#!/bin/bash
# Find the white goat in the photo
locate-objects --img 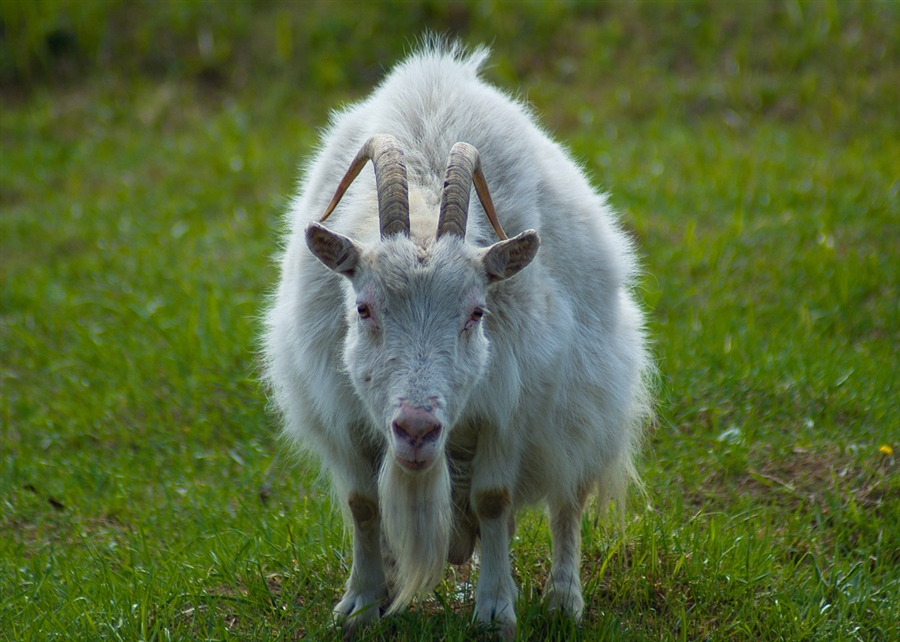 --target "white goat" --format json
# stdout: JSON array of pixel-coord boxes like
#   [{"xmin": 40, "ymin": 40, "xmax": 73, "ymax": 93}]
[{"xmin": 263, "ymin": 43, "xmax": 652, "ymax": 639}]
